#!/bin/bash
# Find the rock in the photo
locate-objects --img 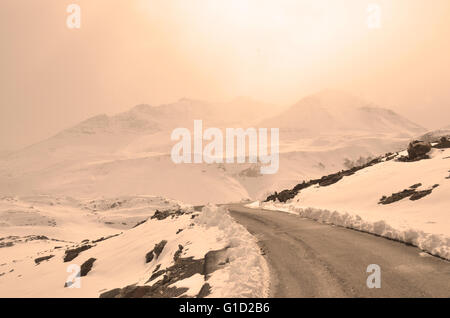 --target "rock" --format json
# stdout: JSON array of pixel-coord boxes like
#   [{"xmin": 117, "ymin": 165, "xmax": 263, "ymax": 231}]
[
  {"xmin": 34, "ymin": 255, "xmax": 55, "ymax": 265},
  {"xmin": 102, "ymin": 247, "xmax": 230, "ymax": 298},
  {"xmin": 145, "ymin": 251, "xmax": 154, "ymax": 263},
  {"xmin": 276, "ymin": 189, "xmax": 298, "ymax": 202},
  {"xmin": 380, "ymin": 184, "xmax": 438, "ymax": 204},
  {"xmin": 197, "ymin": 283, "xmax": 211, "ymax": 298},
  {"xmin": 319, "ymin": 173, "xmax": 343, "ymax": 187},
  {"xmin": 379, "ymin": 189, "xmax": 416, "ymax": 205},
  {"xmin": 0, "ymin": 242, "xmax": 14, "ymax": 248},
  {"xmin": 153, "ymin": 240, "xmax": 167, "ymax": 258},
  {"xmin": 148, "ymin": 269, "xmax": 166, "ymax": 282},
  {"xmin": 145, "ymin": 240, "xmax": 168, "ymax": 263},
  {"xmin": 151, "ymin": 209, "xmax": 187, "ymax": 220},
  {"xmin": 173, "ymin": 245, "xmax": 184, "ymax": 262},
  {"xmin": 92, "ymin": 233, "xmax": 120, "ymax": 243},
  {"xmin": 410, "ymin": 190, "xmax": 432, "ymax": 201},
  {"xmin": 99, "ymin": 288, "xmax": 121, "ymax": 298},
  {"xmin": 64, "ymin": 245, "xmax": 93, "ymax": 262},
  {"xmin": 434, "ymin": 136, "xmax": 450, "ymax": 149},
  {"xmin": 80, "ymin": 258, "xmax": 96, "ymax": 276},
  {"xmin": 132, "ymin": 219, "xmax": 147, "ymax": 228},
  {"xmin": 266, "ymin": 156, "xmax": 383, "ymax": 202},
  {"xmin": 100, "ymin": 284, "xmax": 188, "ymax": 298},
  {"xmin": 407, "ymin": 140, "xmax": 431, "ymax": 160}
]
